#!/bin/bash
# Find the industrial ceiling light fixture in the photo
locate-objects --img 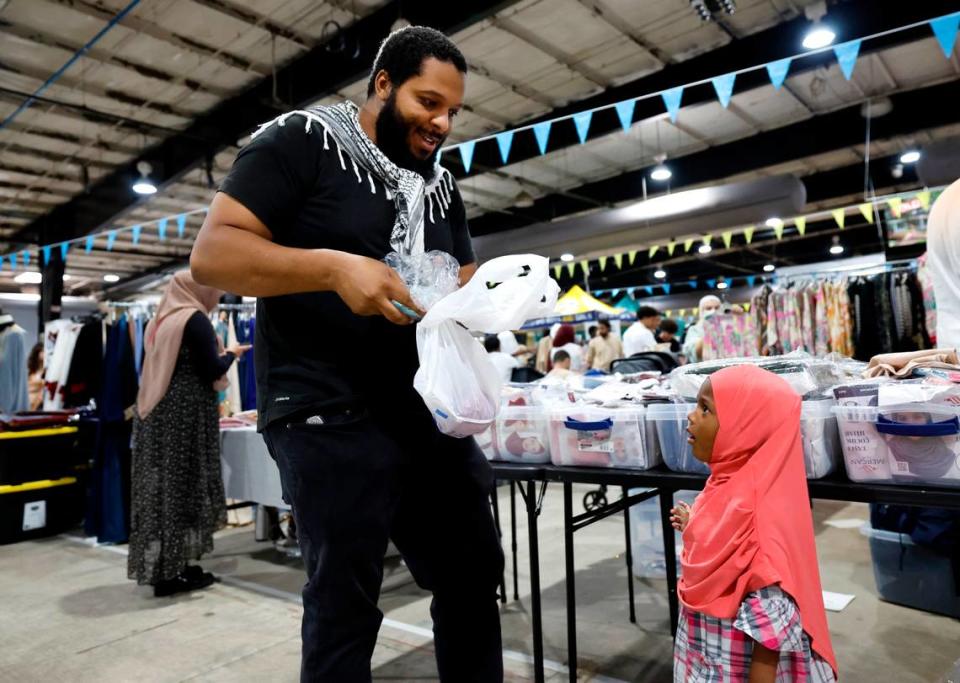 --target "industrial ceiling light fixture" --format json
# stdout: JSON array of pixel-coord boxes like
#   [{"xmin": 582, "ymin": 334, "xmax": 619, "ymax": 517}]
[
  {"xmin": 829, "ymin": 236, "xmax": 844, "ymax": 255},
  {"xmin": 132, "ymin": 161, "xmax": 157, "ymax": 195},
  {"xmin": 650, "ymin": 154, "xmax": 672, "ymax": 182},
  {"xmin": 899, "ymin": 150, "xmax": 921, "ymax": 164},
  {"xmin": 560, "ymin": 253, "xmax": 575, "ymax": 262},
  {"xmin": 765, "ymin": 217, "xmax": 783, "ymax": 228},
  {"xmin": 698, "ymin": 244, "xmax": 712, "ymax": 254},
  {"xmin": 689, "ymin": 0, "xmax": 736, "ymax": 22},
  {"xmin": 802, "ymin": 1, "xmax": 835, "ymax": 50},
  {"xmin": 763, "ymin": 264, "xmax": 776, "ymax": 272},
  {"xmin": 654, "ymin": 269, "xmax": 667, "ymax": 279},
  {"xmin": 716, "ymin": 279, "xmax": 729, "ymax": 290},
  {"xmin": 103, "ymin": 274, "xmax": 121, "ymax": 283}
]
